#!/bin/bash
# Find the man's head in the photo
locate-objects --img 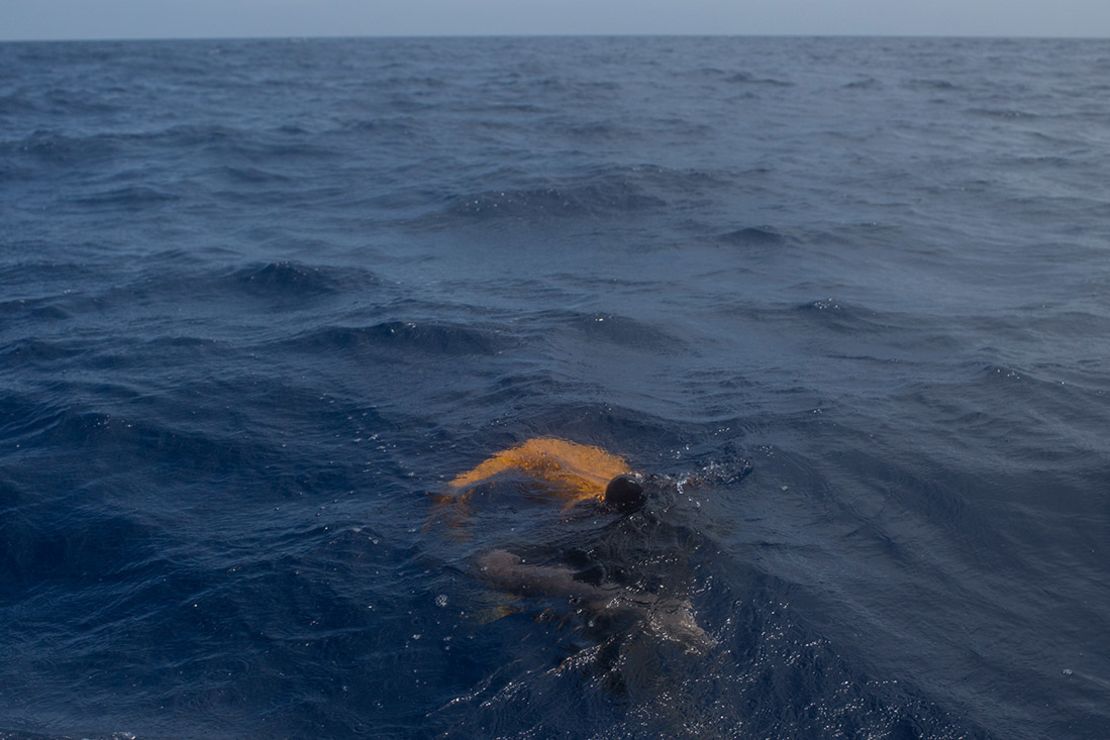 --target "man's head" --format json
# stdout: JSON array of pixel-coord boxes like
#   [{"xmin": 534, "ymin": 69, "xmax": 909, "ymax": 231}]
[{"xmin": 604, "ymin": 474, "xmax": 646, "ymax": 512}]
